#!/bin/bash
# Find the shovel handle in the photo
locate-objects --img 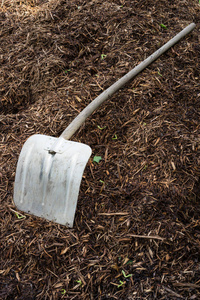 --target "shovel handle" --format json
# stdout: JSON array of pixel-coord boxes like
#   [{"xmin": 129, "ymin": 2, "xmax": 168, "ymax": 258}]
[{"xmin": 61, "ymin": 23, "xmax": 196, "ymax": 140}]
